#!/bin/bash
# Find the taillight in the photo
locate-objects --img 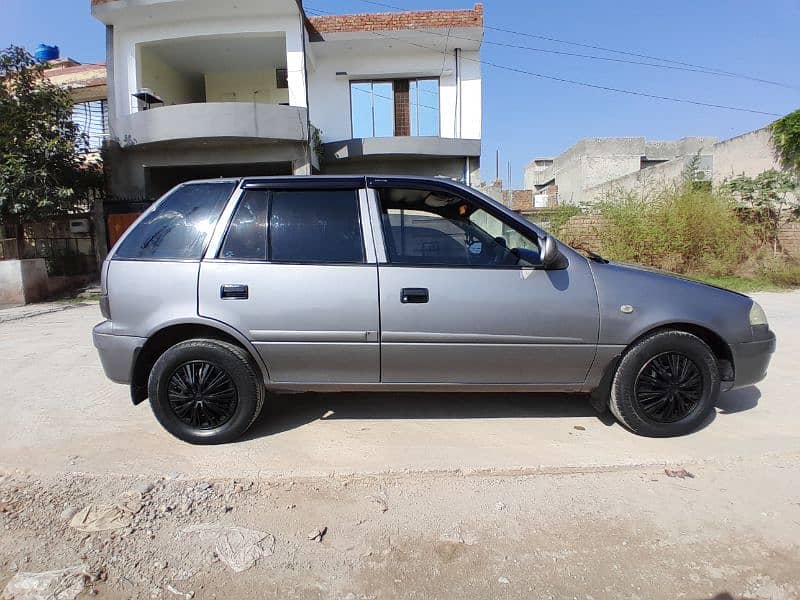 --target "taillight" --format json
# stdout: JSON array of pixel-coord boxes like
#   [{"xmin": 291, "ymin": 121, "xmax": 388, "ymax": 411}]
[{"xmin": 100, "ymin": 294, "xmax": 111, "ymax": 320}]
